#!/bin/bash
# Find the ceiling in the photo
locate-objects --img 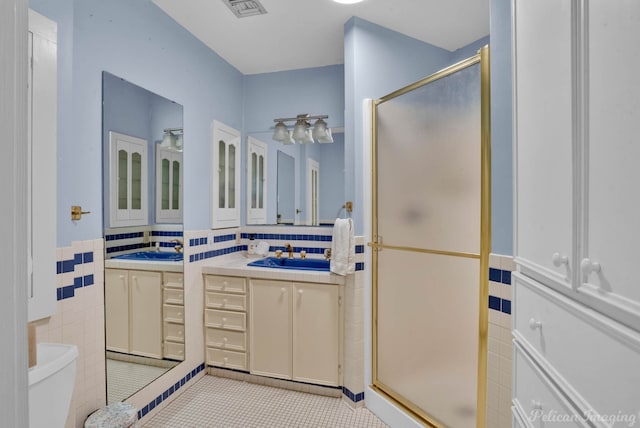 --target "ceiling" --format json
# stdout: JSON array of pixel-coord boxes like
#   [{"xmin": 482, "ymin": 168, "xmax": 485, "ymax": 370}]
[{"xmin": 152, "ymin": 0, "xmax": 490, "ymax": 75}]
